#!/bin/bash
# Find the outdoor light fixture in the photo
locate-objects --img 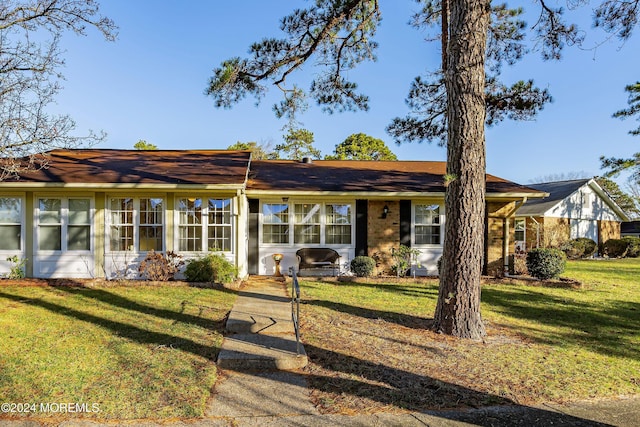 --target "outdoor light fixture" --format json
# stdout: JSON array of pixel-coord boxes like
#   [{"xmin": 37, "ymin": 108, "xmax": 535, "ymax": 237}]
[
  {"xmin": 282, "ymin": 197, "xmax": 289, "ymax": 202},
  {"xmin": 382, "ymin": 204, "xmax": 389, "ymax": 219}
]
